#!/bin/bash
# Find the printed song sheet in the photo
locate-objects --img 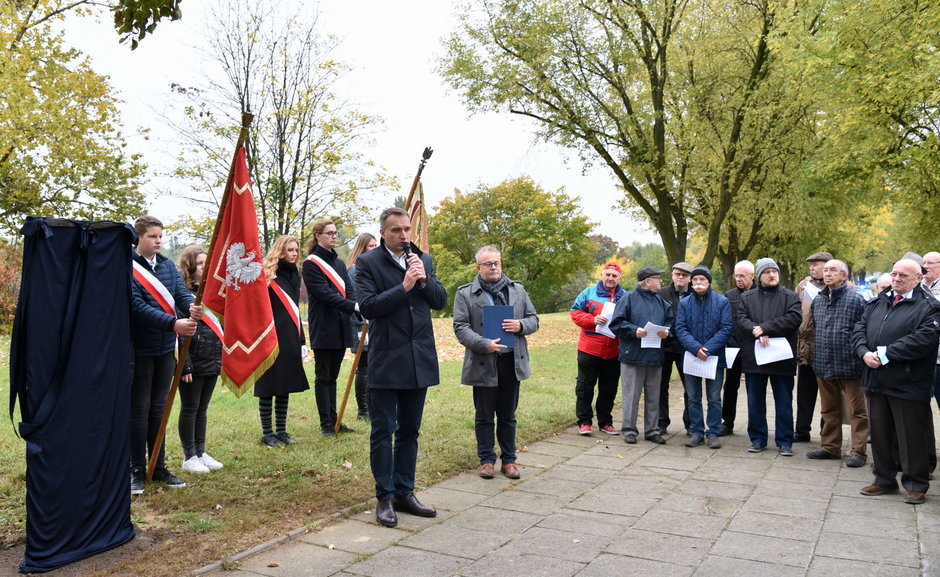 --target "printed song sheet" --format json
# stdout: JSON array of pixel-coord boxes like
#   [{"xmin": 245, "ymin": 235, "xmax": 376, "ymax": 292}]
[{"xmin": 754, "ymin": 337, "xmax": 794, "ymax": 365}]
